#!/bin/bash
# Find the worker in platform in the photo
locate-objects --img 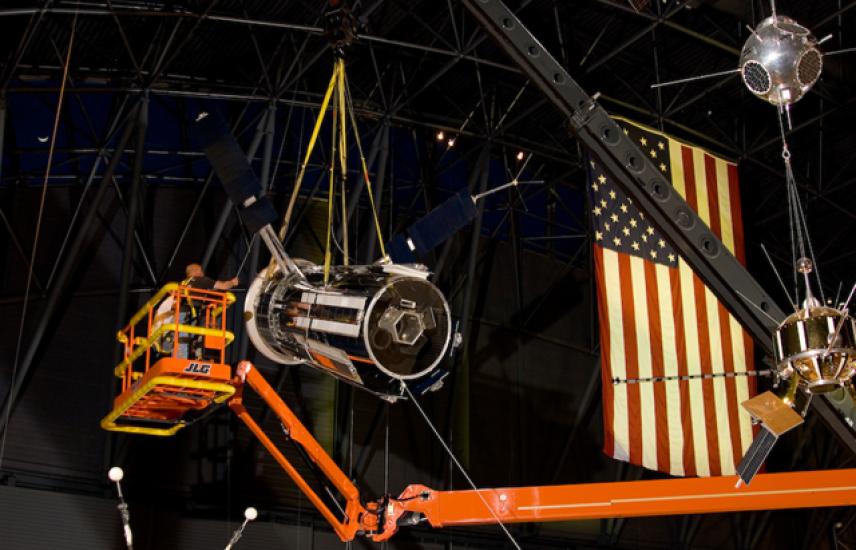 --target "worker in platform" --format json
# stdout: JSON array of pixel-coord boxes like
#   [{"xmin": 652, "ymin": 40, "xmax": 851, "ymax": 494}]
[
  {"xmin": 154, "ymin": 263, "xmax": 239, "ymax": 359},
  {"xmin": 183, "ymin": 262, "xmax": 239, "ymax": 290},
  {"xmin": 175, "ymin": 263, "xmax": 239, "ymax": 359}
]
